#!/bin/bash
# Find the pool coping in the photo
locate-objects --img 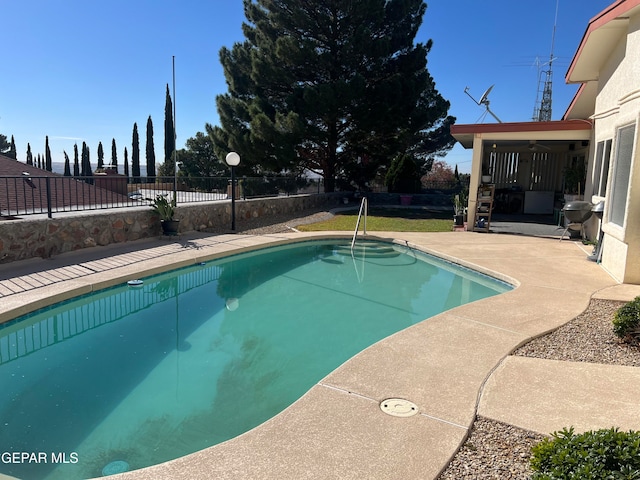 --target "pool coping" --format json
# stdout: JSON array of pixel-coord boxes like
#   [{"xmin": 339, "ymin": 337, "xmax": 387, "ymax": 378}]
[{"xmin": 1, "ymin": 230, "xmax": 636, "ymax": 480}]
